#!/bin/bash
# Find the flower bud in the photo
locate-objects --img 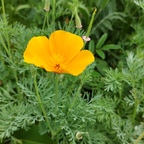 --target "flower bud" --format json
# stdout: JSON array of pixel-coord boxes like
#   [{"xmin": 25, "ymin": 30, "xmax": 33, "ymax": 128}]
[
  {"xmin": 44, "ymin": 0, "xmax": 50, "ymax": 11},
  {"xmin": 76, "ymin": 132, "xmax": 83, "ymax": 140},
  {"xmin": 75, "ymin": 8, "xmax": 82, "ymax": 28},
  {"xmin": 84, "ymin": 7, "xmax": 97, "ymax": 40}
]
